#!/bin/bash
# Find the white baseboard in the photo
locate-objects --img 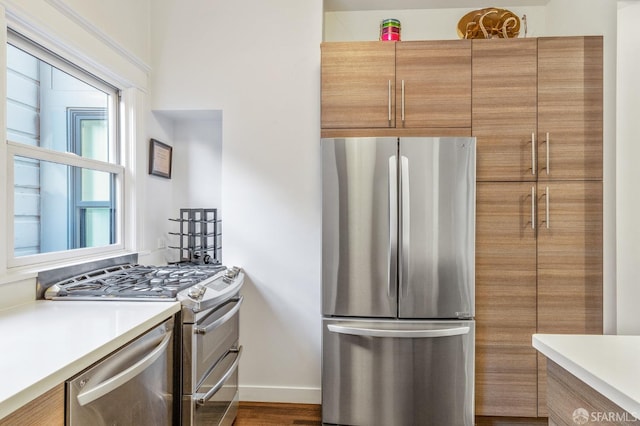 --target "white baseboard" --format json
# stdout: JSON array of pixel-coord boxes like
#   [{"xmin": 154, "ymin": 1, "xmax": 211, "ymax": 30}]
[{"xmin": 239, "ymin": 385, "xmax": 321, "ymax": 405}]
